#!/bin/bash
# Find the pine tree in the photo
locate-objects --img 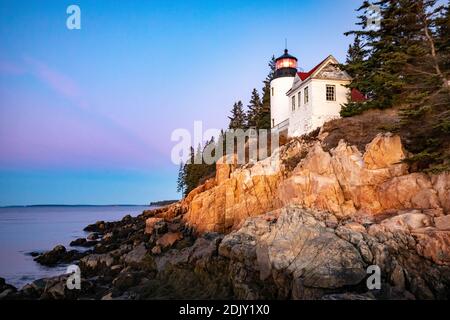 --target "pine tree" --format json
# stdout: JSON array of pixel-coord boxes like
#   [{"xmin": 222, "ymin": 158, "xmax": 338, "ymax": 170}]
[
  {"xmin": 345, "ymin": 35, "xmax": 366, "ymax": 78},
  {"xmin": 340, "ymin": 34, "xmax": 369, "ymax": 117},
  {"xmin": 200, "ymin": 137, "xmax": 217, "ymax": 180},
  {"xmin": 176, "ymin": 162, "xmax": 185, "ymax": 195},
  {"xmin": 260, "ymin": 56, "xmax": 276, "ymax": 130},
  {"xmin": 436, "ymin": 1, "xmax": 450, "ymax": 79},
  {"xmin": 177, "ymin": 138, "xmax": 220, "ymax": 197},
  {"xmin": 182, "ymin": 147, "xmax": 196, "ymax": 196},
  {"xmin": 343, "ymin": 0, "xmax": 450, "ymax": 171},
  {"xmin": 194, "ymin": 143, "xmax": 202, "ymax": 164},
  {"xmin": 246, "ymin": 88, "xmax": 263, "ymax": 128},
  {"xmin": 228, "ymin": 101, "xmax": 246, "ymax": 129},
  {"xmin": 343, "ymin": 0, "xmax": 448, "ymax": 116}
]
